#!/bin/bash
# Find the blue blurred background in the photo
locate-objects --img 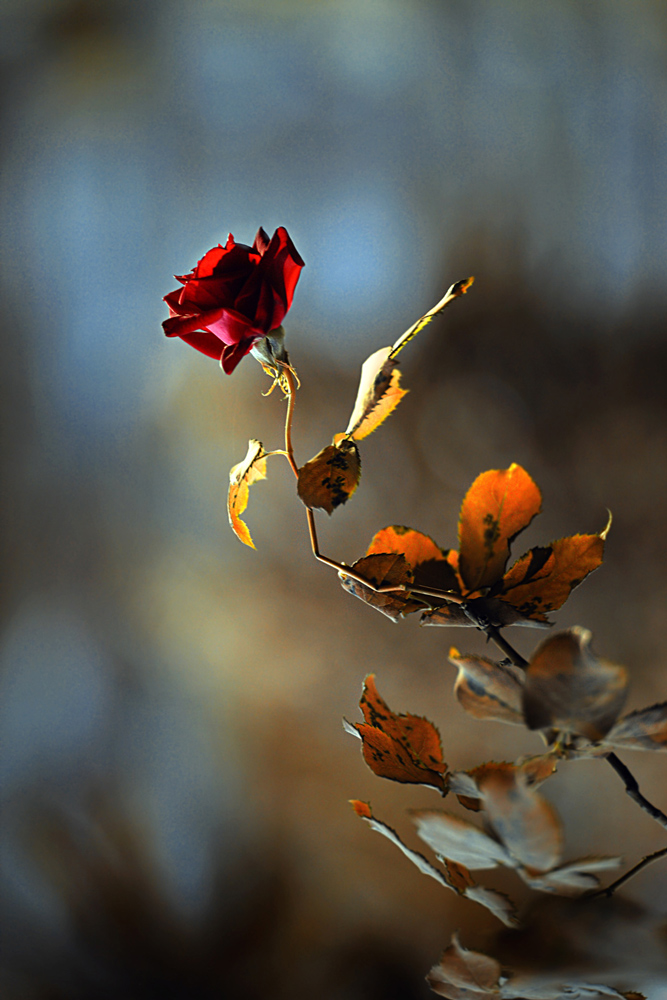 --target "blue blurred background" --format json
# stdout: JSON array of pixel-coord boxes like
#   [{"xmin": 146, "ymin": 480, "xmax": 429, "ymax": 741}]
[{"xmin": 2, "ymin": 1, "xmax": 667, "ymax": 996}]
